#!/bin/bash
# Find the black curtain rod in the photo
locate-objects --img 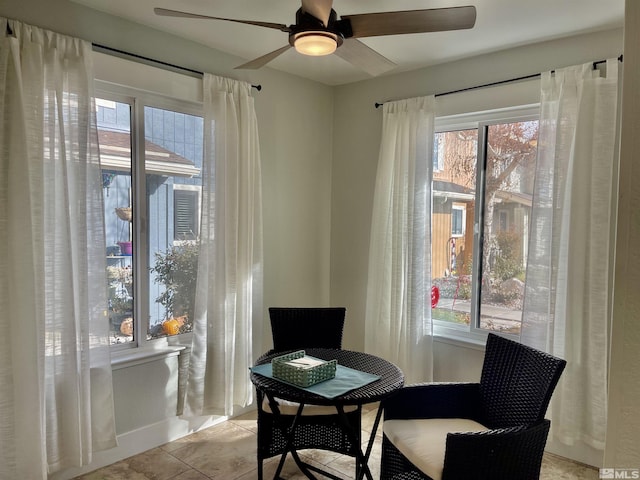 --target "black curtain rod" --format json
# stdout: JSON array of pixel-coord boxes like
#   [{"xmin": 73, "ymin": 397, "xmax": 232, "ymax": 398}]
[
  {"xmin": 374, "ymin": 54, "xmax": 623, "ymax": 109},
  {"xmin": 92, "ymin": 43, "xmax": 262, "ymax": 91}
]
